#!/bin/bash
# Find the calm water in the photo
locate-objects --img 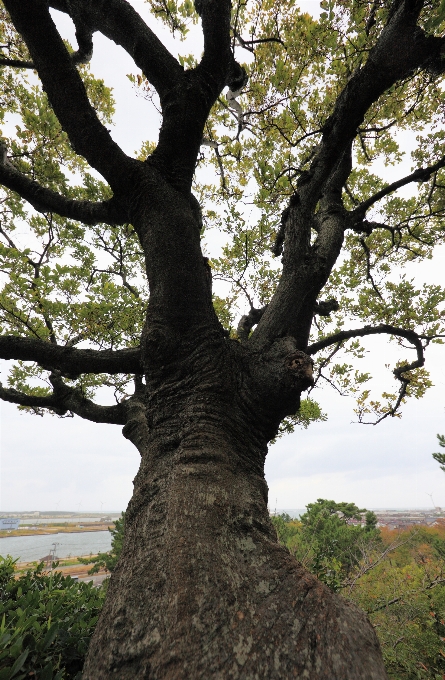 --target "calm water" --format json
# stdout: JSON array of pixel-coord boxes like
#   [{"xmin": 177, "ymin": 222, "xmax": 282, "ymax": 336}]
[
  {"xmin": 18, "ymin": 517, "xmax": 120, "ymax": 525},
  {"xmin": 0, "ymin": 531, "xmax": 112, "ymax": 562}
]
